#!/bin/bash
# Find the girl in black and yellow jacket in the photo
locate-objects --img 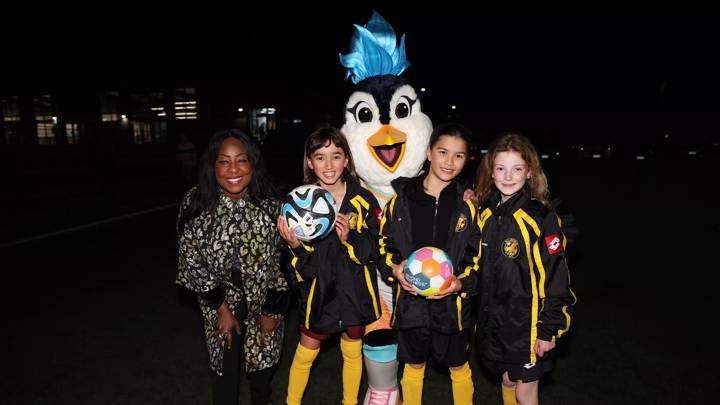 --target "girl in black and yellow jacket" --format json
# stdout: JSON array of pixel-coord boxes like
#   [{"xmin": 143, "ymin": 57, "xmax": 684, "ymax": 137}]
[
  {"xmin": 377, "ymin": 123, "xmax": 482, "ymax": 405},
  {"xmin": 278, "ymin": 127, "xmax": 381, "ymax": 405},
  {"xmin": 287, "ymin": 174, "xmax": 381, "ymax": 334},
  {"xmin": 473, "ymin": 132, "xmax": 576, "ymax": 405}
]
